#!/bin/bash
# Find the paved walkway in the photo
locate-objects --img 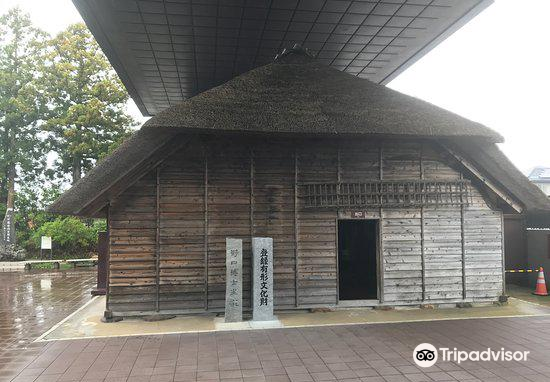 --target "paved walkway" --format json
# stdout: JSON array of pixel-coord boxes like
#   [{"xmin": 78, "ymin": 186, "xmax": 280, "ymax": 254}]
[
  {"xmin": 506, "ymin": 284, "xmax": 550, "ymax": 307},
  {"xmin": 0, "ymin": 269, "xmax": 96, "ymax": 377},
  {"xmin": 37, "ymin": 294, "xmax": 550, "ymax": 342},
  {"xmin": 3, "ymin": 275, "xmax": 550, "ymax": 382},
  {"xmin": 5, "ymin": 315, "xmax": 550, "ymax": 382}
]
